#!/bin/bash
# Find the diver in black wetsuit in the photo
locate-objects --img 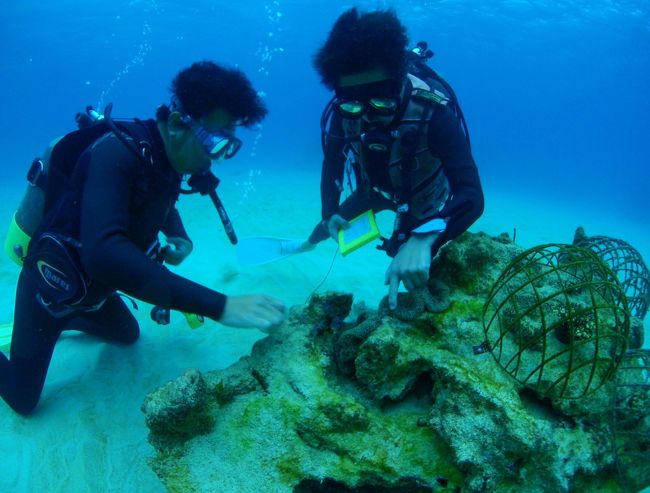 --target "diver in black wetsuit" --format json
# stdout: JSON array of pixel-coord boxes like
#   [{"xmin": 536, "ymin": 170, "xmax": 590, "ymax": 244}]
[
  {"xmin": 0, "ymin": 61, "xmax": 285, "ymax": 416},
  {"xmin": 302, "ymin": 9, "xmax": 484, "ymax": 309}
]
